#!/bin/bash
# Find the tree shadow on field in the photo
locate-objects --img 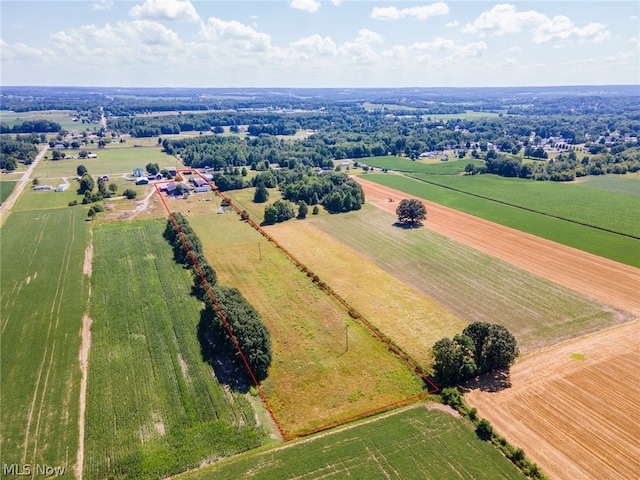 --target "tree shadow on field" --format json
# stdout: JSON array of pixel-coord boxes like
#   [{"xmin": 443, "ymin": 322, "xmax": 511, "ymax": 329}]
[
  {"xmin": 392, "ymin": 221, "xmax": 423, "ymax": 229},
  {"xmin": 197, "ymin": 310, "xmax": 252, "ymax": 394},
  {"xmin": 460, "ymin": 369, "xmax": 512, "ymax": 393}
]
